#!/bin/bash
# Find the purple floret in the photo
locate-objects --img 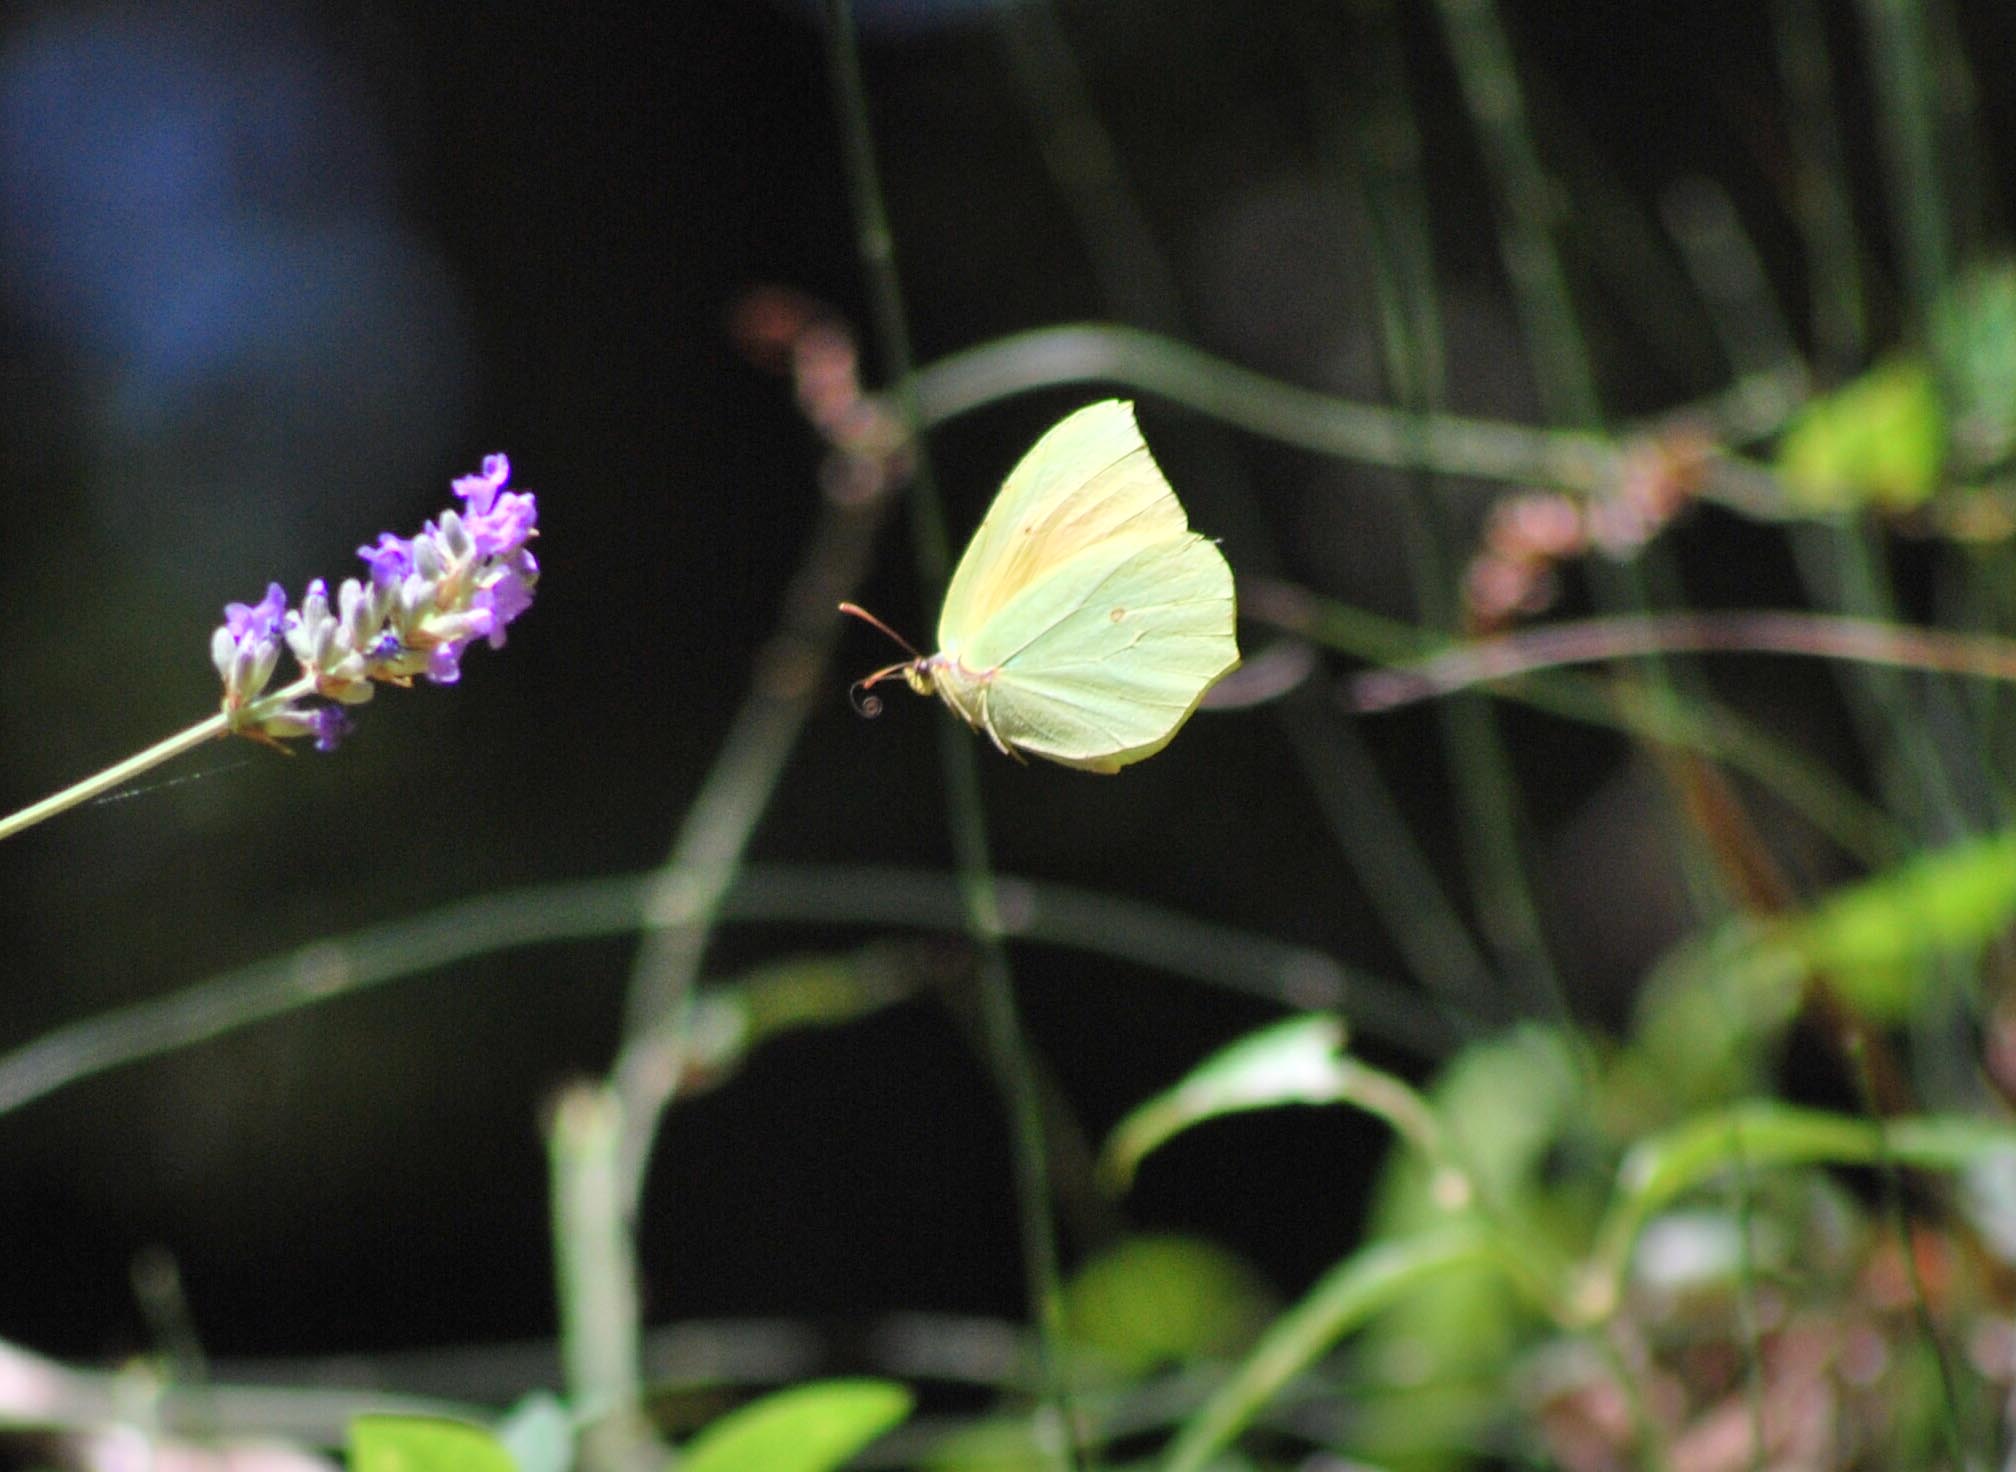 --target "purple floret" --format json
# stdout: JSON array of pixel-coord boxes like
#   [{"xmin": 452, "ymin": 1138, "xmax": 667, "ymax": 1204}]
[
  {"xmin": 451, "ymin": 454, "xmax": 512, "ymax": 517},
  {"xmin": 357, "ymin": 533, "xmax": 413, "ymax": 586},
  {"xmin": 309, "ymin": 705, "xmax": 352, "ymax": 752},
  {"xmin": 465, "ymin": 492, "xmax": 537, "ymax": 558},
  {"xmin": 223, "ymin": 582, "xmax": 288, "ymax": 645},
  {"xmin": 426, "ymin": 645, "xmax": 464, "ymax": 685},
  {"xmin": 475, "ymin": 564, "xmax": 537, "ymax": 646}
]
